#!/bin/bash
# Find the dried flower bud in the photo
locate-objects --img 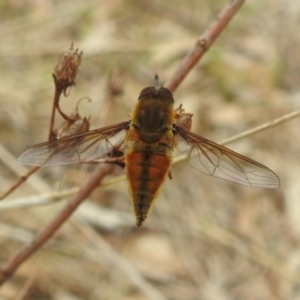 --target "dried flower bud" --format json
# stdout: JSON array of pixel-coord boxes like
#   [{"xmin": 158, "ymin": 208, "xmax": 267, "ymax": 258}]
[{"xmin": 54, "ymin": 43, "xmax": 82, "ymax": 96}]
